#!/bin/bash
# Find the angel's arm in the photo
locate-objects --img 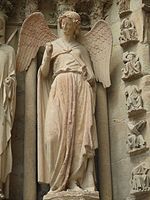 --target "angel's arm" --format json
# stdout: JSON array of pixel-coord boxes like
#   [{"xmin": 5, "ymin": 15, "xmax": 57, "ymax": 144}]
[
  {"xmin": 80, "ymin": 46, "xmax": 95, "ymax": 81},
  {"xmin": 40, "ymin": 42, "xmax": 53, "ymax": 77}
]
